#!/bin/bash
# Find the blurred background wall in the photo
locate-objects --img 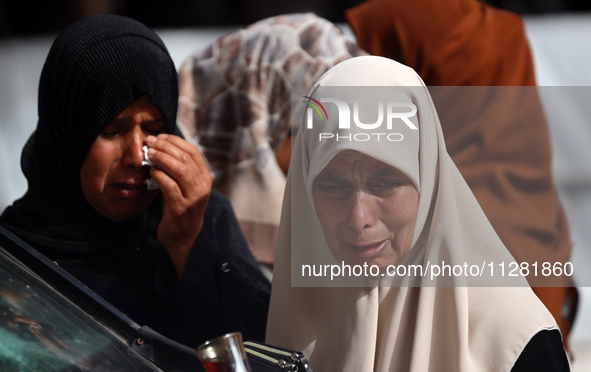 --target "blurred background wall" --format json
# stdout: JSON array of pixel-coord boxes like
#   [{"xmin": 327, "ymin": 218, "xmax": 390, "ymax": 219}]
[
  {"xmin": 0, "ymin": 1, "xmax": 590, "ymax": 370},
  {"xmin": 1, "ymin": 0, "xmax": 590, "ymax": 36}
]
